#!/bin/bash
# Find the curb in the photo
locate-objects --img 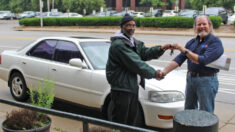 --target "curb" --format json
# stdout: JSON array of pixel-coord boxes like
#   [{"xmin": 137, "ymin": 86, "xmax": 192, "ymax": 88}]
[{"xmin": 13, "ymin": 26, "xmax": 235, "ymax": 38}]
